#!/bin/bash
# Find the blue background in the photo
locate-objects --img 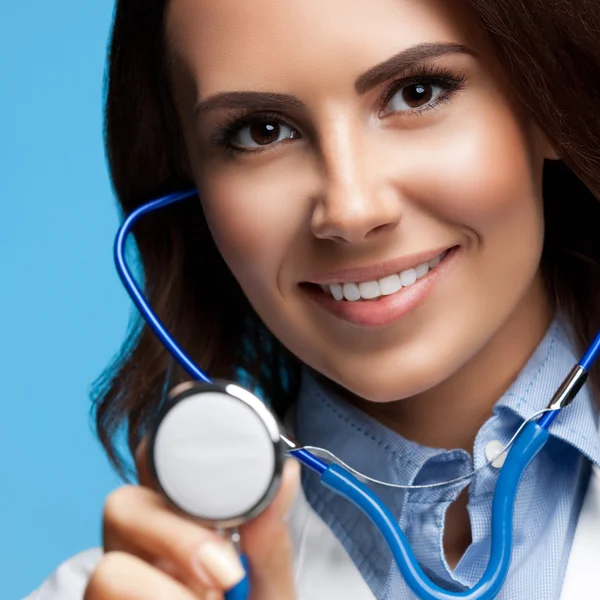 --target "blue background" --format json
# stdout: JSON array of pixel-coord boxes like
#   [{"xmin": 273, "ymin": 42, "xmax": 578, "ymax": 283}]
[{"xmin": 1, "ymin": 2, "xmax": 128, "ymax": 597}]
